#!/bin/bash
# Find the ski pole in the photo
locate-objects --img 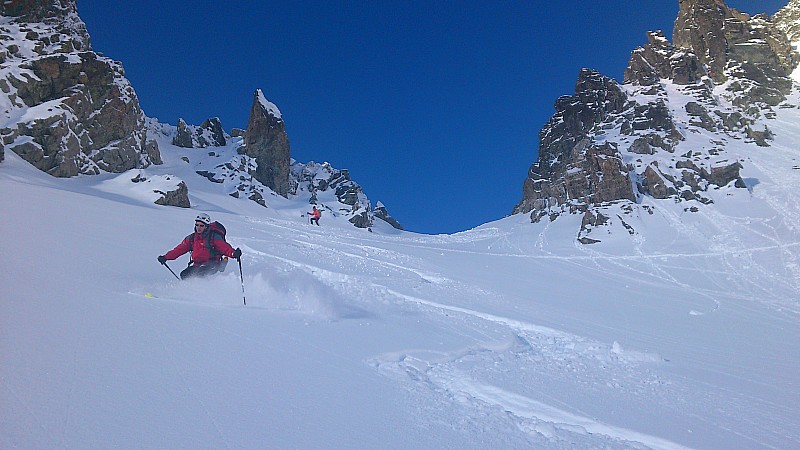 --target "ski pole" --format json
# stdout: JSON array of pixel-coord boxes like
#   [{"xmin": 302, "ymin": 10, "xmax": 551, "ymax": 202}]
[
  {"xmin": 237, "ymin": 257, "xmax": 246, "ymax": 306},
  {"xmin": 162, "ymin": 260, "xmax": 180, "ymax": 280}
]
